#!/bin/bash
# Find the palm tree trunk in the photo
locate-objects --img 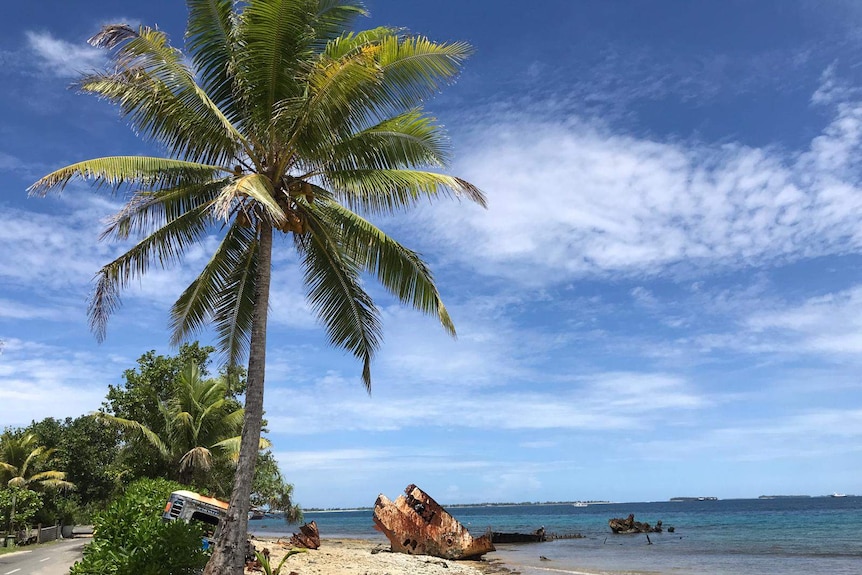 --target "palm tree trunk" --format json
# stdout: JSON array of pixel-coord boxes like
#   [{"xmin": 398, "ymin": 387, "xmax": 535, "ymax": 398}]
[{"xmin": 204, "ymin": 222, "xmax": 273, "ymax": 575}]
